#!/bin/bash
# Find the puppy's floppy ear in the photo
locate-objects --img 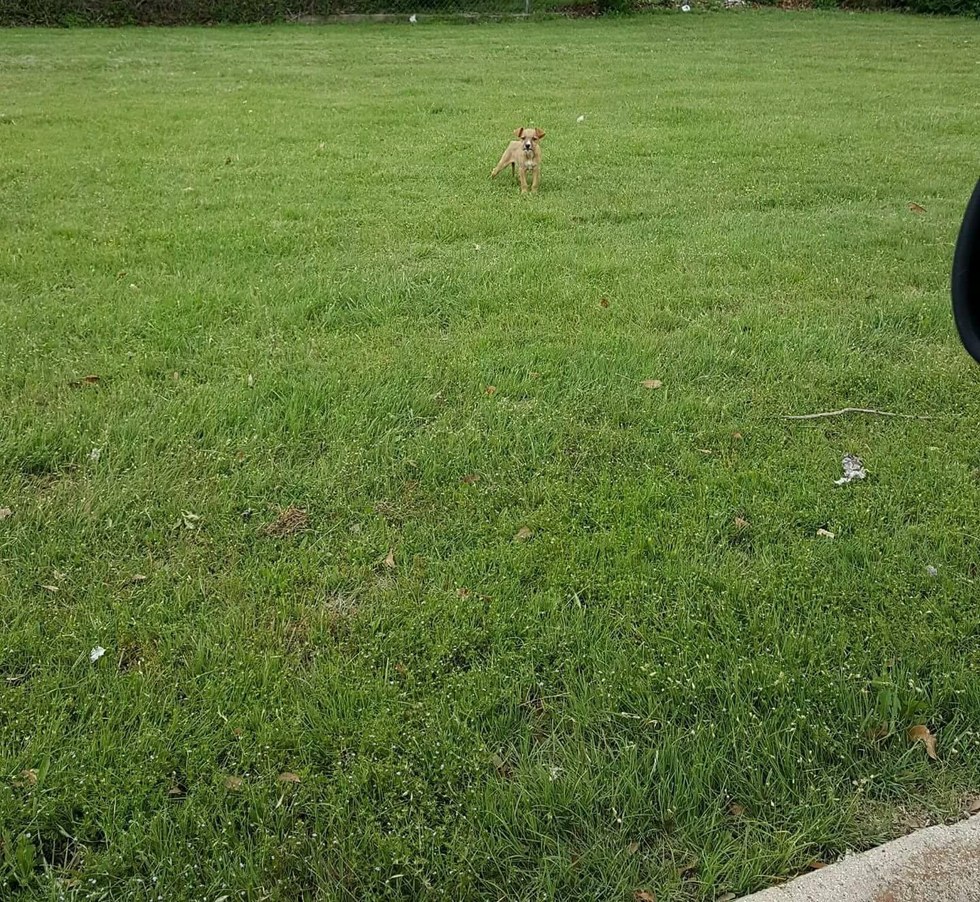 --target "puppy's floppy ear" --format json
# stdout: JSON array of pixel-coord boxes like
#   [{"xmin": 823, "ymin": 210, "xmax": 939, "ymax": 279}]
[
  {"xmin": 534, "ymin": 128, "xmax": 545, "ymax": 140},
  {"xmin": 513, "ymin": 128, "xmax": 524, "ymax": 138}
]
